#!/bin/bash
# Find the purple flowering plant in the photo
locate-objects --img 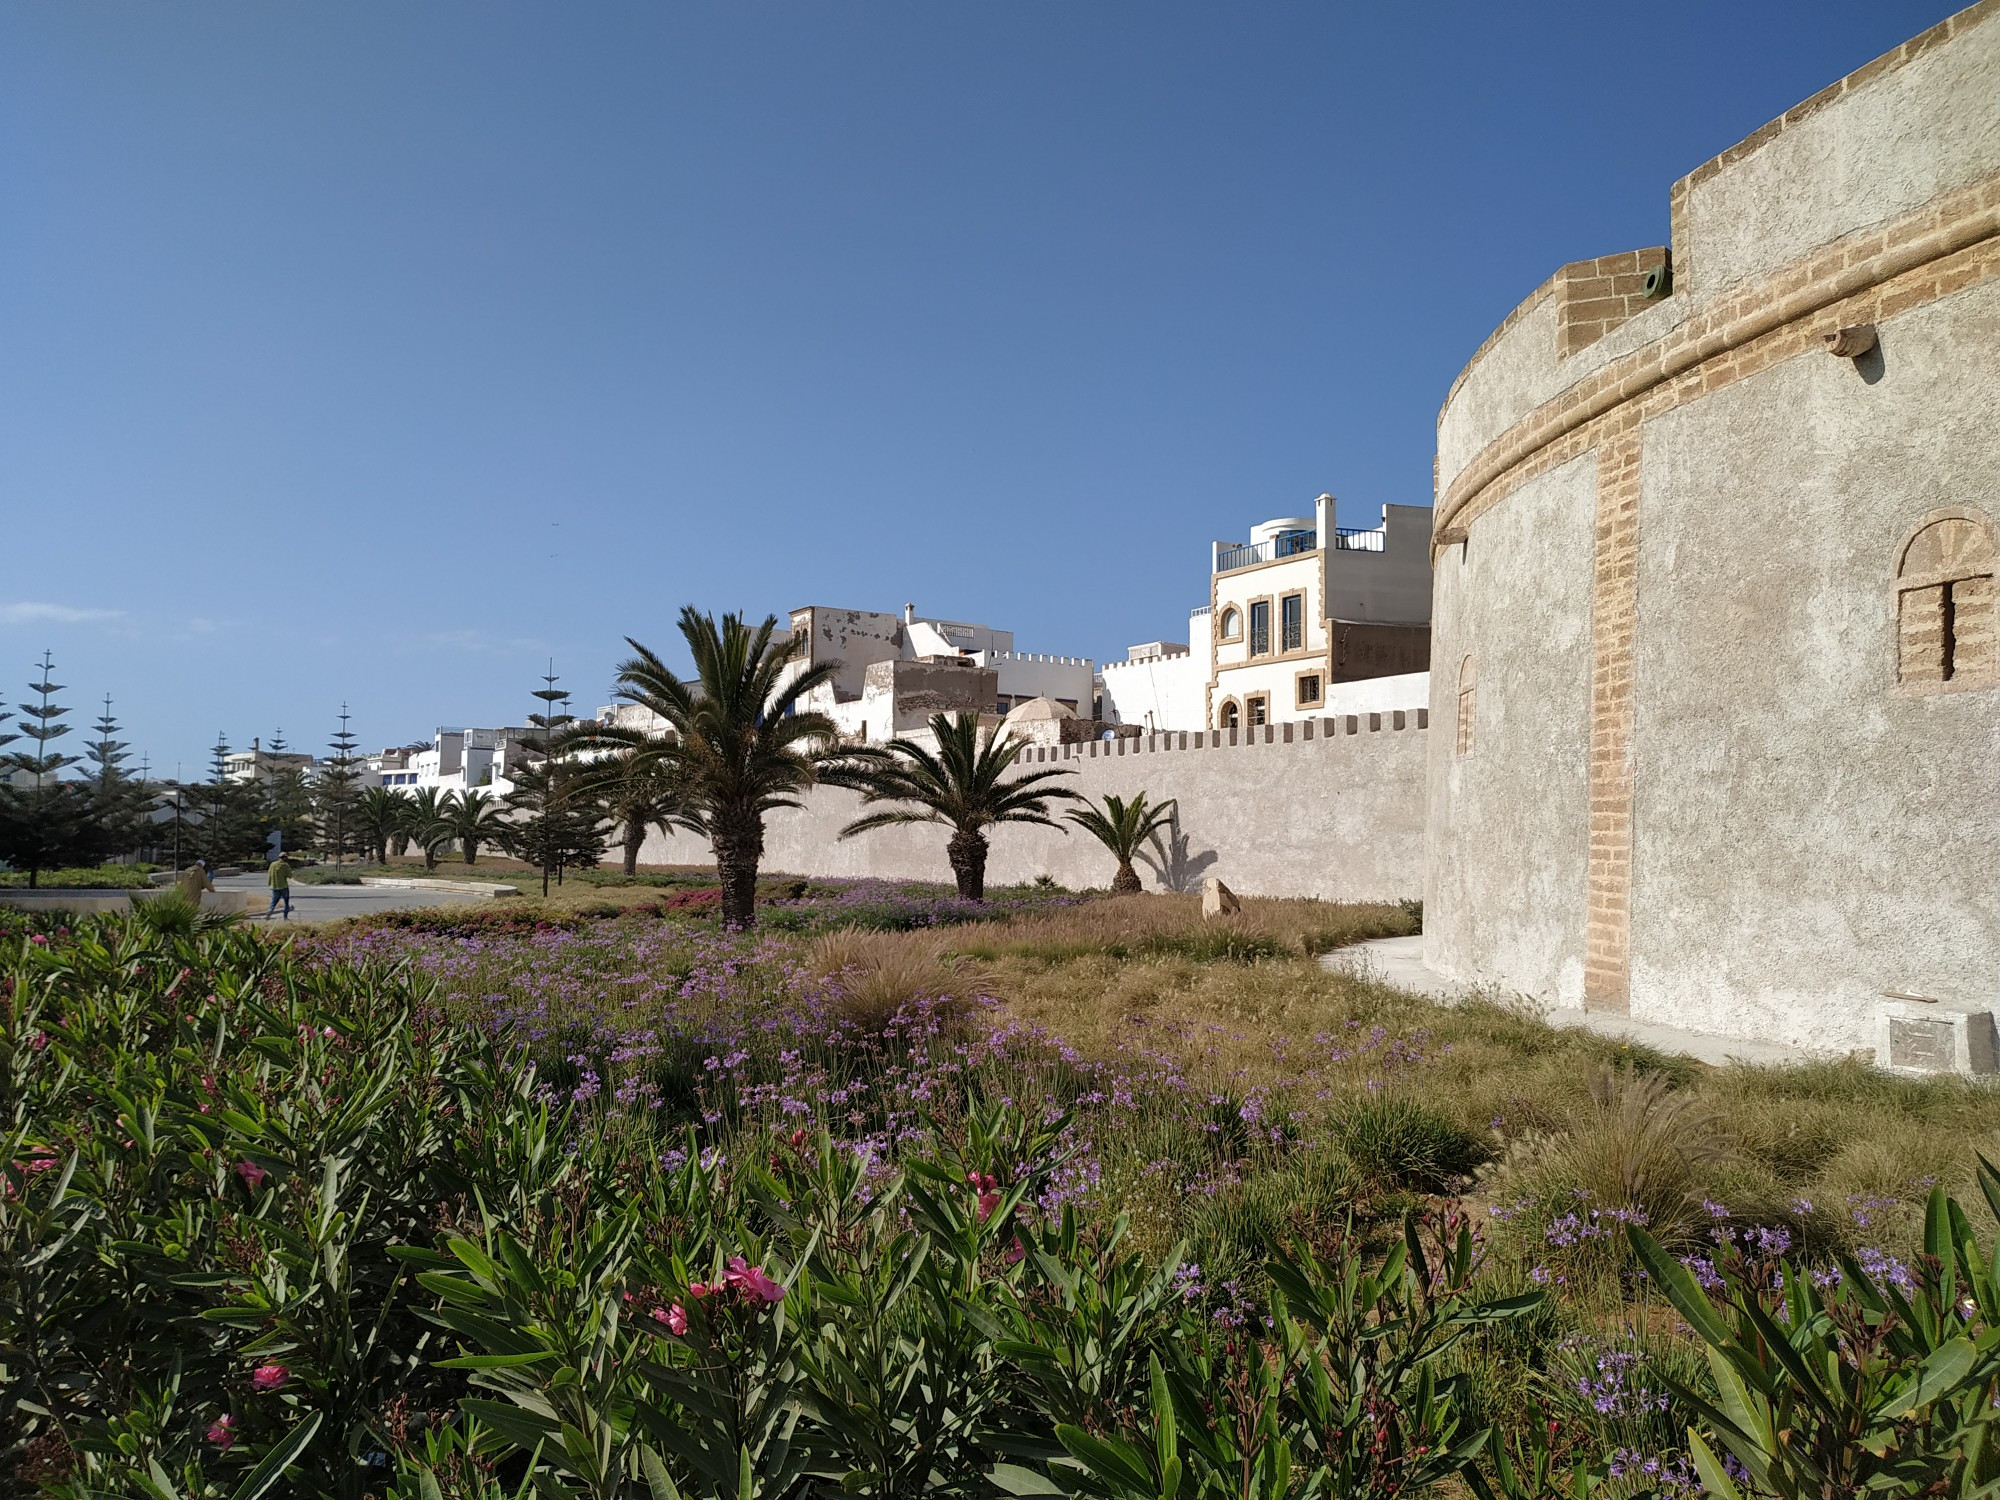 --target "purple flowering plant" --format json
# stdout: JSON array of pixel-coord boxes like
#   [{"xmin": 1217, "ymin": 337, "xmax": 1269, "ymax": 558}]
[{"xmin": 1624, "ymin": 1168, "xmax": 2000, "ymax": 1498}]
